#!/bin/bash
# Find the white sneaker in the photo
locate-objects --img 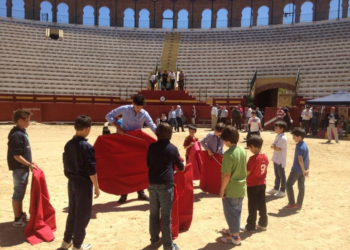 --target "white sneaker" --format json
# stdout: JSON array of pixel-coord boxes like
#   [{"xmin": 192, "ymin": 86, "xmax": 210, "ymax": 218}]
[
  {"xmin": 13, "ymin": 217, "xmax": 28, "ymax": 227},
  {"xmin": 73, "ymin": 244, "xmax": 92, "ymax": 250},
  {"xmin": 274, "ymin": 190, "xmax": 286, "ymax": 198},
  {"xmin": 256, "ymin": 224, "xmax": 267, "ymax": 231},
  {"xmin": 266, "ymin": 188, "xmax": 278, "ymax": 195},
  {"xmin": 60, "ymin": 241, "xmax": 73, "ymax": 249}
]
